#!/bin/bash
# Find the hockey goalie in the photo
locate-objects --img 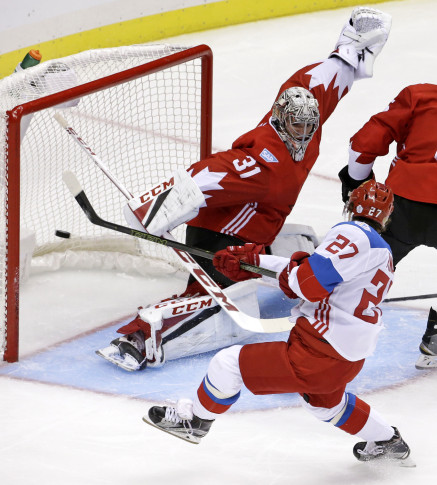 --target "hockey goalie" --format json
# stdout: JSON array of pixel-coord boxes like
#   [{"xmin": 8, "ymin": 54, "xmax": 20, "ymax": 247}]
[{"xmin": 97, "ymin": 6, "xmax": 392, "ymax": 372}]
